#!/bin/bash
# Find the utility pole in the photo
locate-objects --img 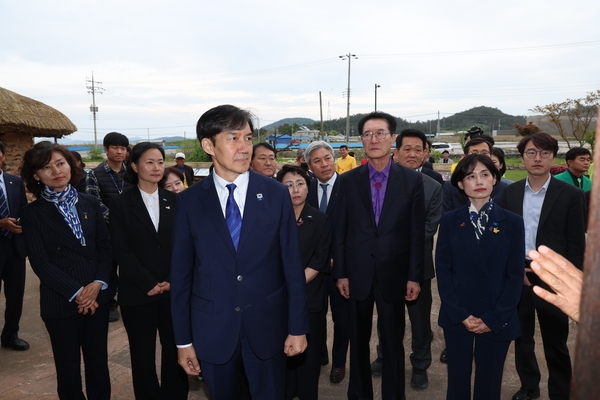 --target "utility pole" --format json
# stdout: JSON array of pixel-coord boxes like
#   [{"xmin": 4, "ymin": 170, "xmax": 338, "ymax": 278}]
[
  {"xmin": 436, "ymin": 111, "xmax": 441, "ymax": 142},
  {"xmin": 86, "ymin": 73, "xmax": 104, "ymax": 148},
  {"xmin": 340, "ymin": 53, "xmax": 357, "ymax": 144},
  {"xmin": 319, "ymin": 91, "xmax": 324, "ymax": 141},
  {"xmin": 375, "ymin": 84, "xmax": 381, "ymax": 111}
]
